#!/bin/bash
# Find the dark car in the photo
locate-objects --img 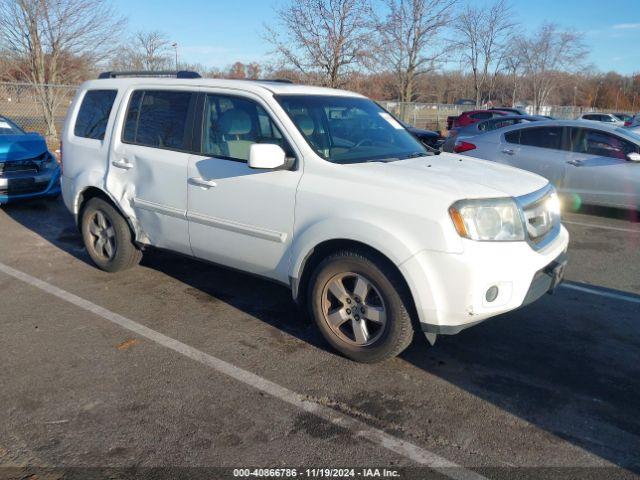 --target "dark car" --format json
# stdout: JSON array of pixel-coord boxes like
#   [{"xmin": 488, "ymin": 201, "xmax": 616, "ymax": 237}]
[
  {"xmin": 446, "ymin": 109, "xmax": 510, "ymax": 130},
  {"xmin": 0, "ymin": 115, "xmax": 61, "ymax": 204},
  {"xmin": 495, "ymin": 107, "xmax": 528, "ymax": 116},
  {"xmin": 399, "ymin": 120, "xmax": 443, "ymax": 150}
]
